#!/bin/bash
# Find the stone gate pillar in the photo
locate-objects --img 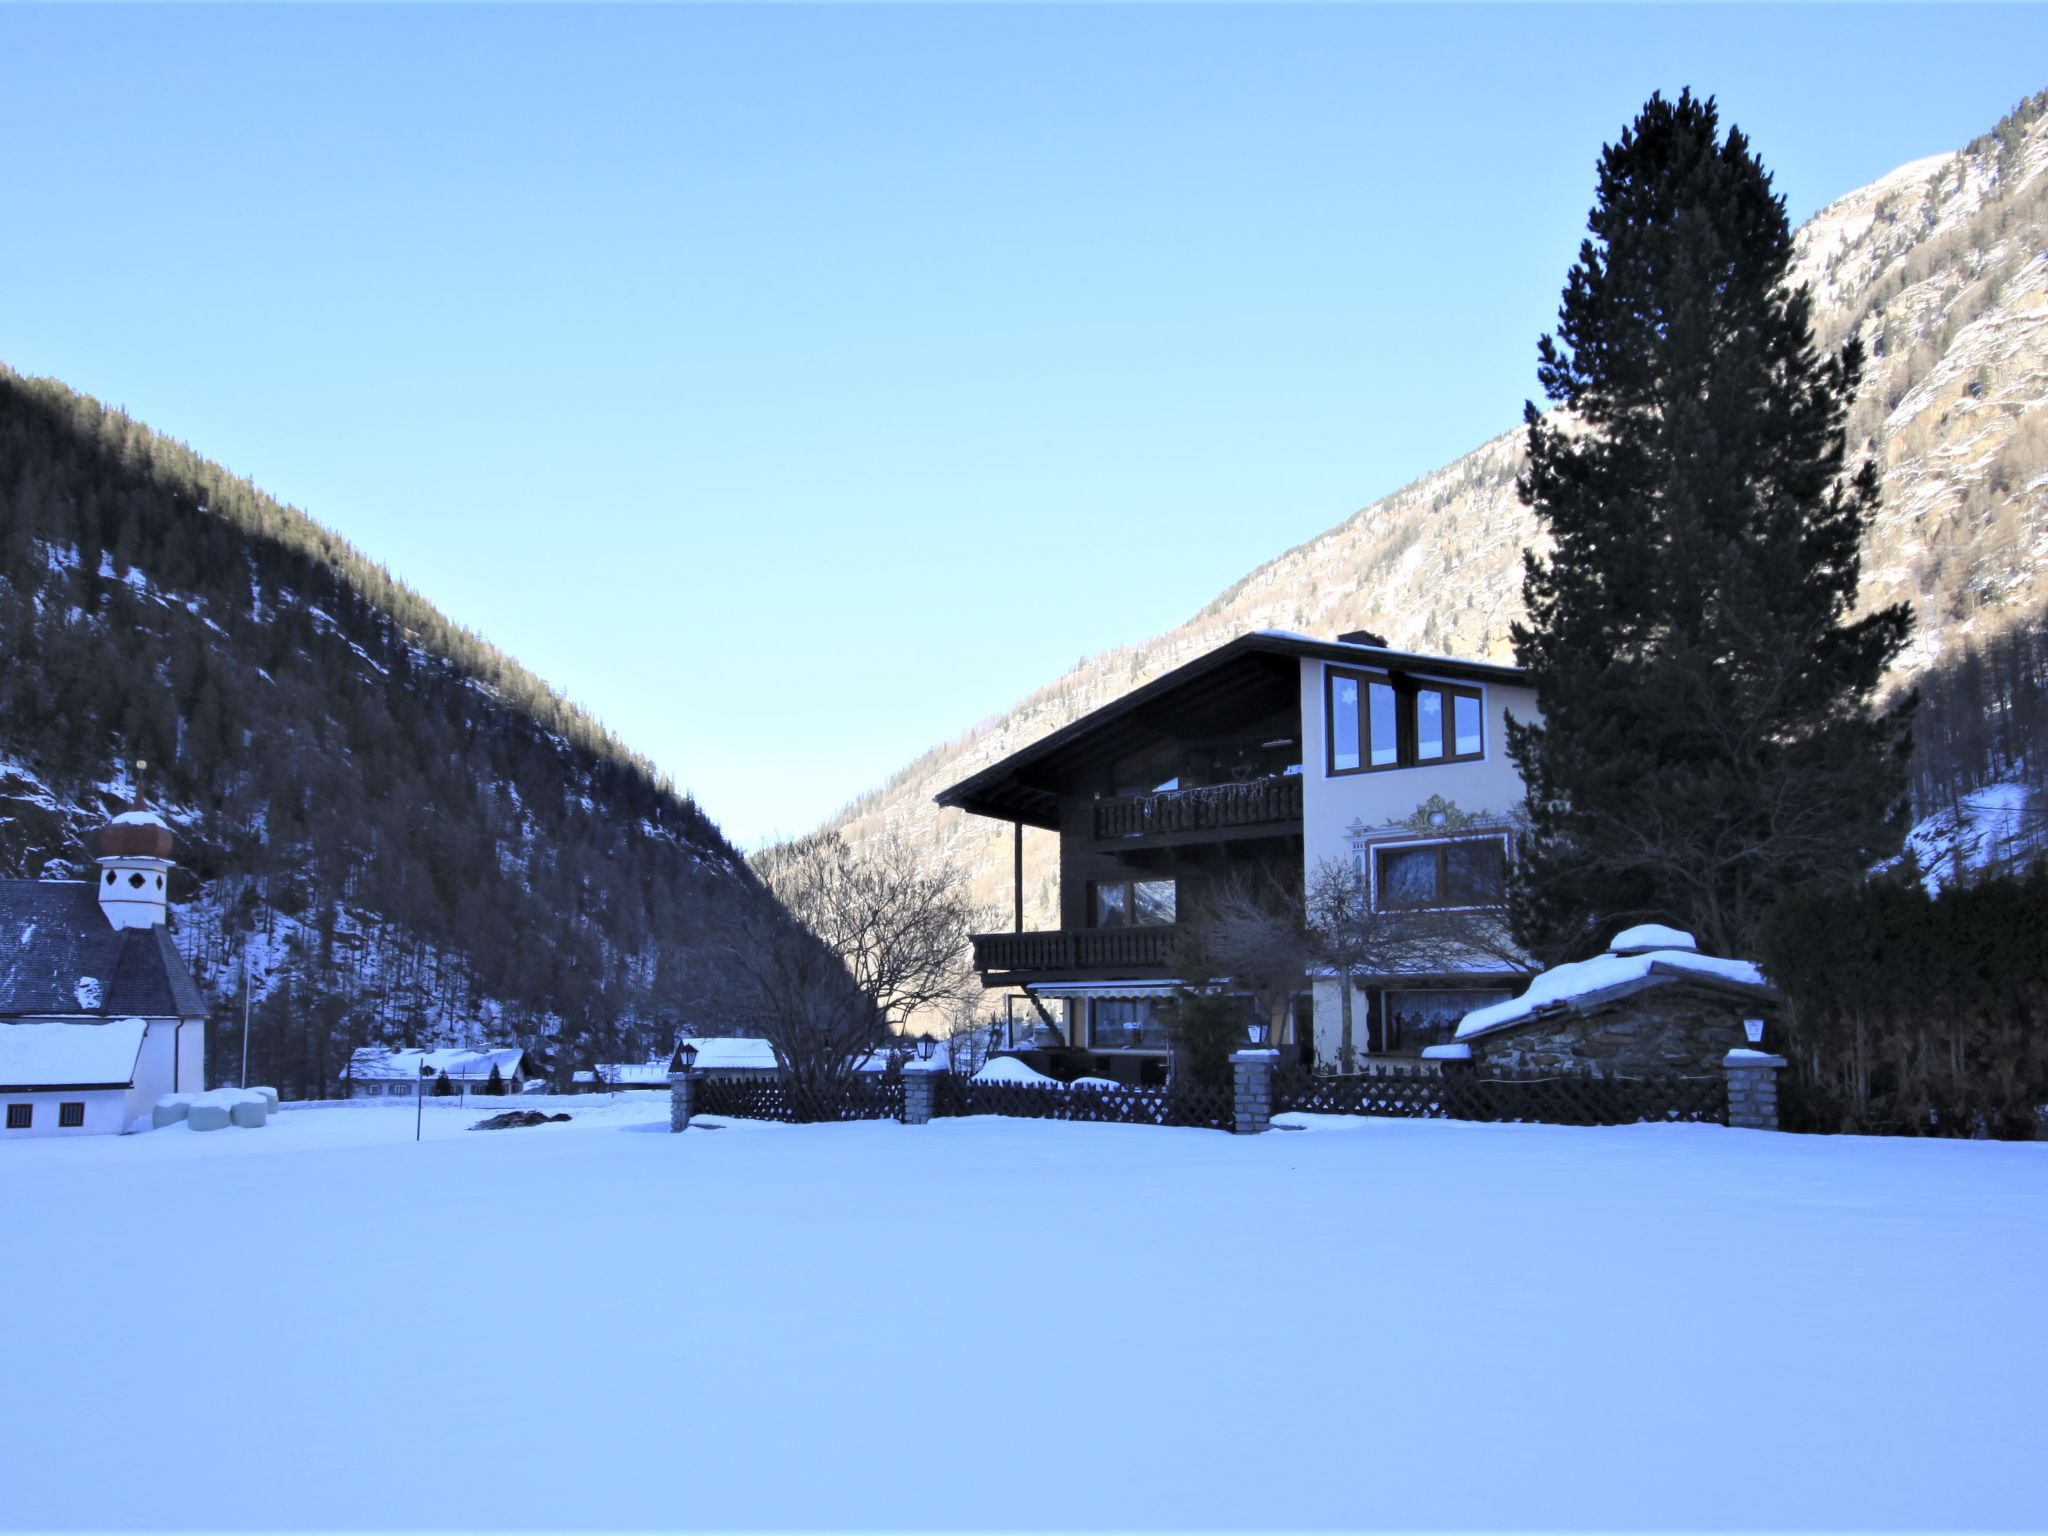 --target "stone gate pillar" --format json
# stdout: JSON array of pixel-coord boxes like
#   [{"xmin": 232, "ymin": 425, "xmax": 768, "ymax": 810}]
[
  {"xmin": 902, "ymin": 1062, "xmax": 941, "ymax": 1126},
  {"xmin": 1723, "ymin": 1050, "xmax": 1788, "ymax": 1131},
  {"xmin": 669, "ymin": 1070, "xmax": 697, "ymax": 1133},
  {"xmin": 1230, "ymin": 1049, "xmax": 1279, "ymax": 1135}
]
